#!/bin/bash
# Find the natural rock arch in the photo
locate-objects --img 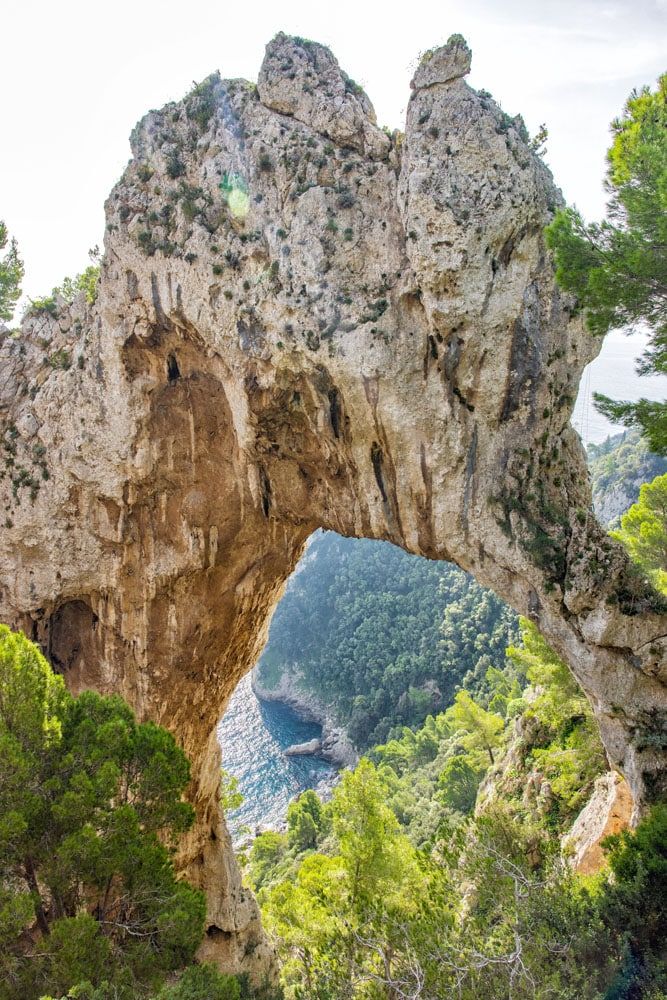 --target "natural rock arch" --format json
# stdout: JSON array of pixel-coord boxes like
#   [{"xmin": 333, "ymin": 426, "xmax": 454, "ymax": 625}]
[{"xmin": 1, "ymin": 34, "xmax": 666, "ymax": 977}]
